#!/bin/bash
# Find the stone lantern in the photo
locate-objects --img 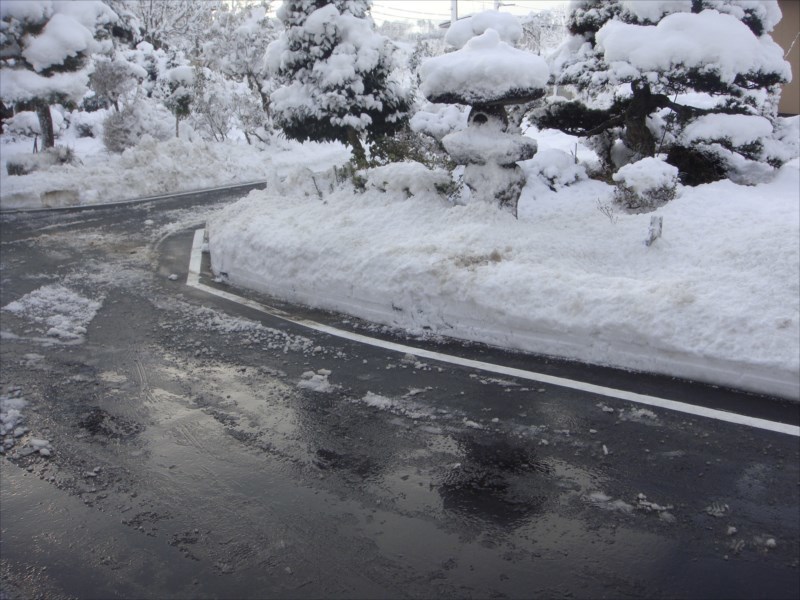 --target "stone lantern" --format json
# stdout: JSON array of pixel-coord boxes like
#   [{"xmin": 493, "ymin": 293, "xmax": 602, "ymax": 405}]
[{"xmin": 419, "ymin": 24, "xmax": 550, "ymax": 216}]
